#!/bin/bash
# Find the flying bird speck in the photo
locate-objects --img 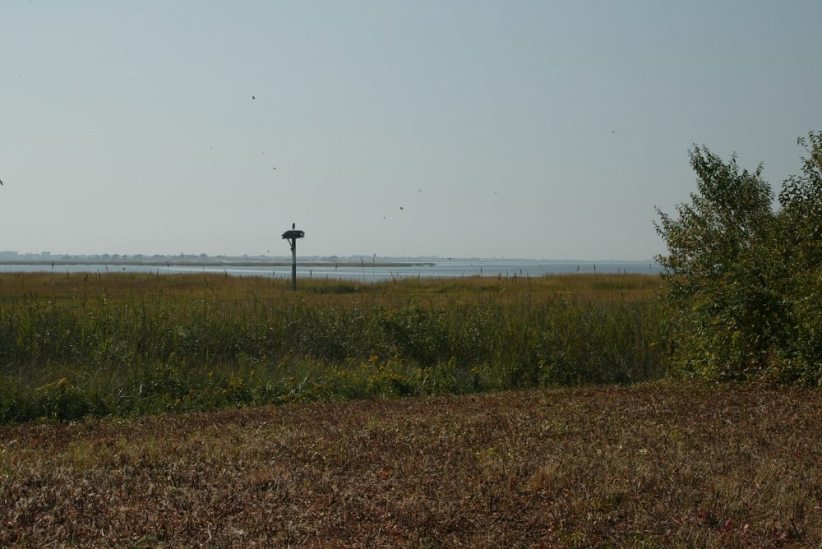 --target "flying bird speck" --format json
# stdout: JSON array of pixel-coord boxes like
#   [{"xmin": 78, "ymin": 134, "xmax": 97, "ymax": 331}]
[{"xmin": 252, "ymin": 95, "xmax": 256, "ymax": 100}]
